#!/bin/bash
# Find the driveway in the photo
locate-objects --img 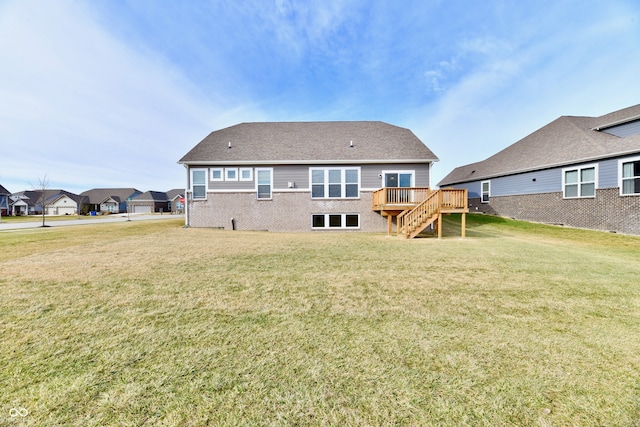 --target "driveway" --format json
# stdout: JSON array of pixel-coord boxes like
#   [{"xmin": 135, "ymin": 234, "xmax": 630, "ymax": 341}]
[{"xmin": 0, "ymin": 214, "xmax": 184, "ymax": 231}]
